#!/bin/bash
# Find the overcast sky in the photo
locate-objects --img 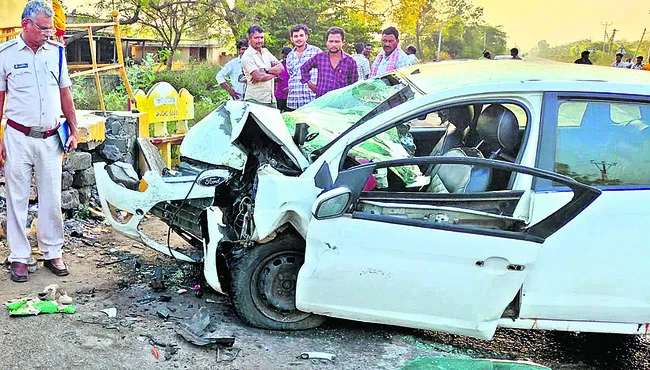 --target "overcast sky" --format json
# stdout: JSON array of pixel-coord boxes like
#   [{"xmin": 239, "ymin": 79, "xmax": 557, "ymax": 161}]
[{"xmin": 474, "ymin": 0, "xmax": 650, "ymax": 51}]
